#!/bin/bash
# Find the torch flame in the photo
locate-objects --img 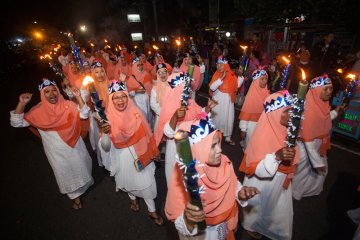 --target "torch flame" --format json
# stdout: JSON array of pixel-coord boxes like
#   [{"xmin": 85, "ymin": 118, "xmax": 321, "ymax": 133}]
[
  {"xmin": 152, "ymin": 45, "xmax": 159, "ymax": 50},
  {"xmin": 175, "ymin": 40, "xmax": 181, "ymax": 46},
  {"xmin": 282, "ymin": 56, "xmax": 290, "ymax": 64},
  {"xmin": 40, "ymin": 54, "xmax": 52, "ymax": 60},
  {"xmin": 82, "ymin": 76, "xmax": 94, "ymax": 86},
  {"xmin": 300, "ymin": 68, "xmax": 306, "ymax": 81},
  {"xmin": 148, "ymin": 51, "xmax": 151, "ymax": 55},
  {"xmin": 346, "ymin": 73, "xmax": 356, "ymax": 80},
  {"xmin": 104, "ymin": 39, "xmax": 108, "ymax": 43},
  {"xmin": 240, "ymin": 45, "xmax": 248, "ymax": 50},
  {"xmin": 337, "ymin": 68, "xmax": 343, "ymax": 74},
  {"xmin": 90, "ymin": 43, "xmax": 94, "ymax": 47}
]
